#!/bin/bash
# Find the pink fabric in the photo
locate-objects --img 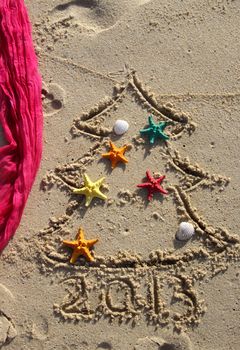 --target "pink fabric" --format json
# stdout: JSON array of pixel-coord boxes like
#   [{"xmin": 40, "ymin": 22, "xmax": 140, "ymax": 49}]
[{"xmin": 0, "ymin": 0, "xmax": 43, "ymax": 250}]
